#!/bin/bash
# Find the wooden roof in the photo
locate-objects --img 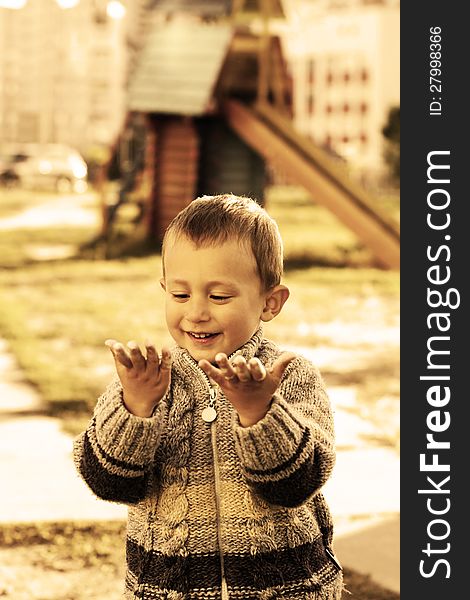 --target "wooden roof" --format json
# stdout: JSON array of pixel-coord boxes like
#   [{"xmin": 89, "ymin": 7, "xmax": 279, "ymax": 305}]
[
  {"xmin": 236, "ymin": 0, "xmax": 284, "ymax": 17},
  {"xmin": 147, "ymin": 0, "xmax": 231, "ymax": 16},
  {"xmin": 127, "ymin": 21, "xmax": 232, "ymax": 115},
  {"xmin": 147, "ymin": 0, "xmax": 284, "ymax": 18}
]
